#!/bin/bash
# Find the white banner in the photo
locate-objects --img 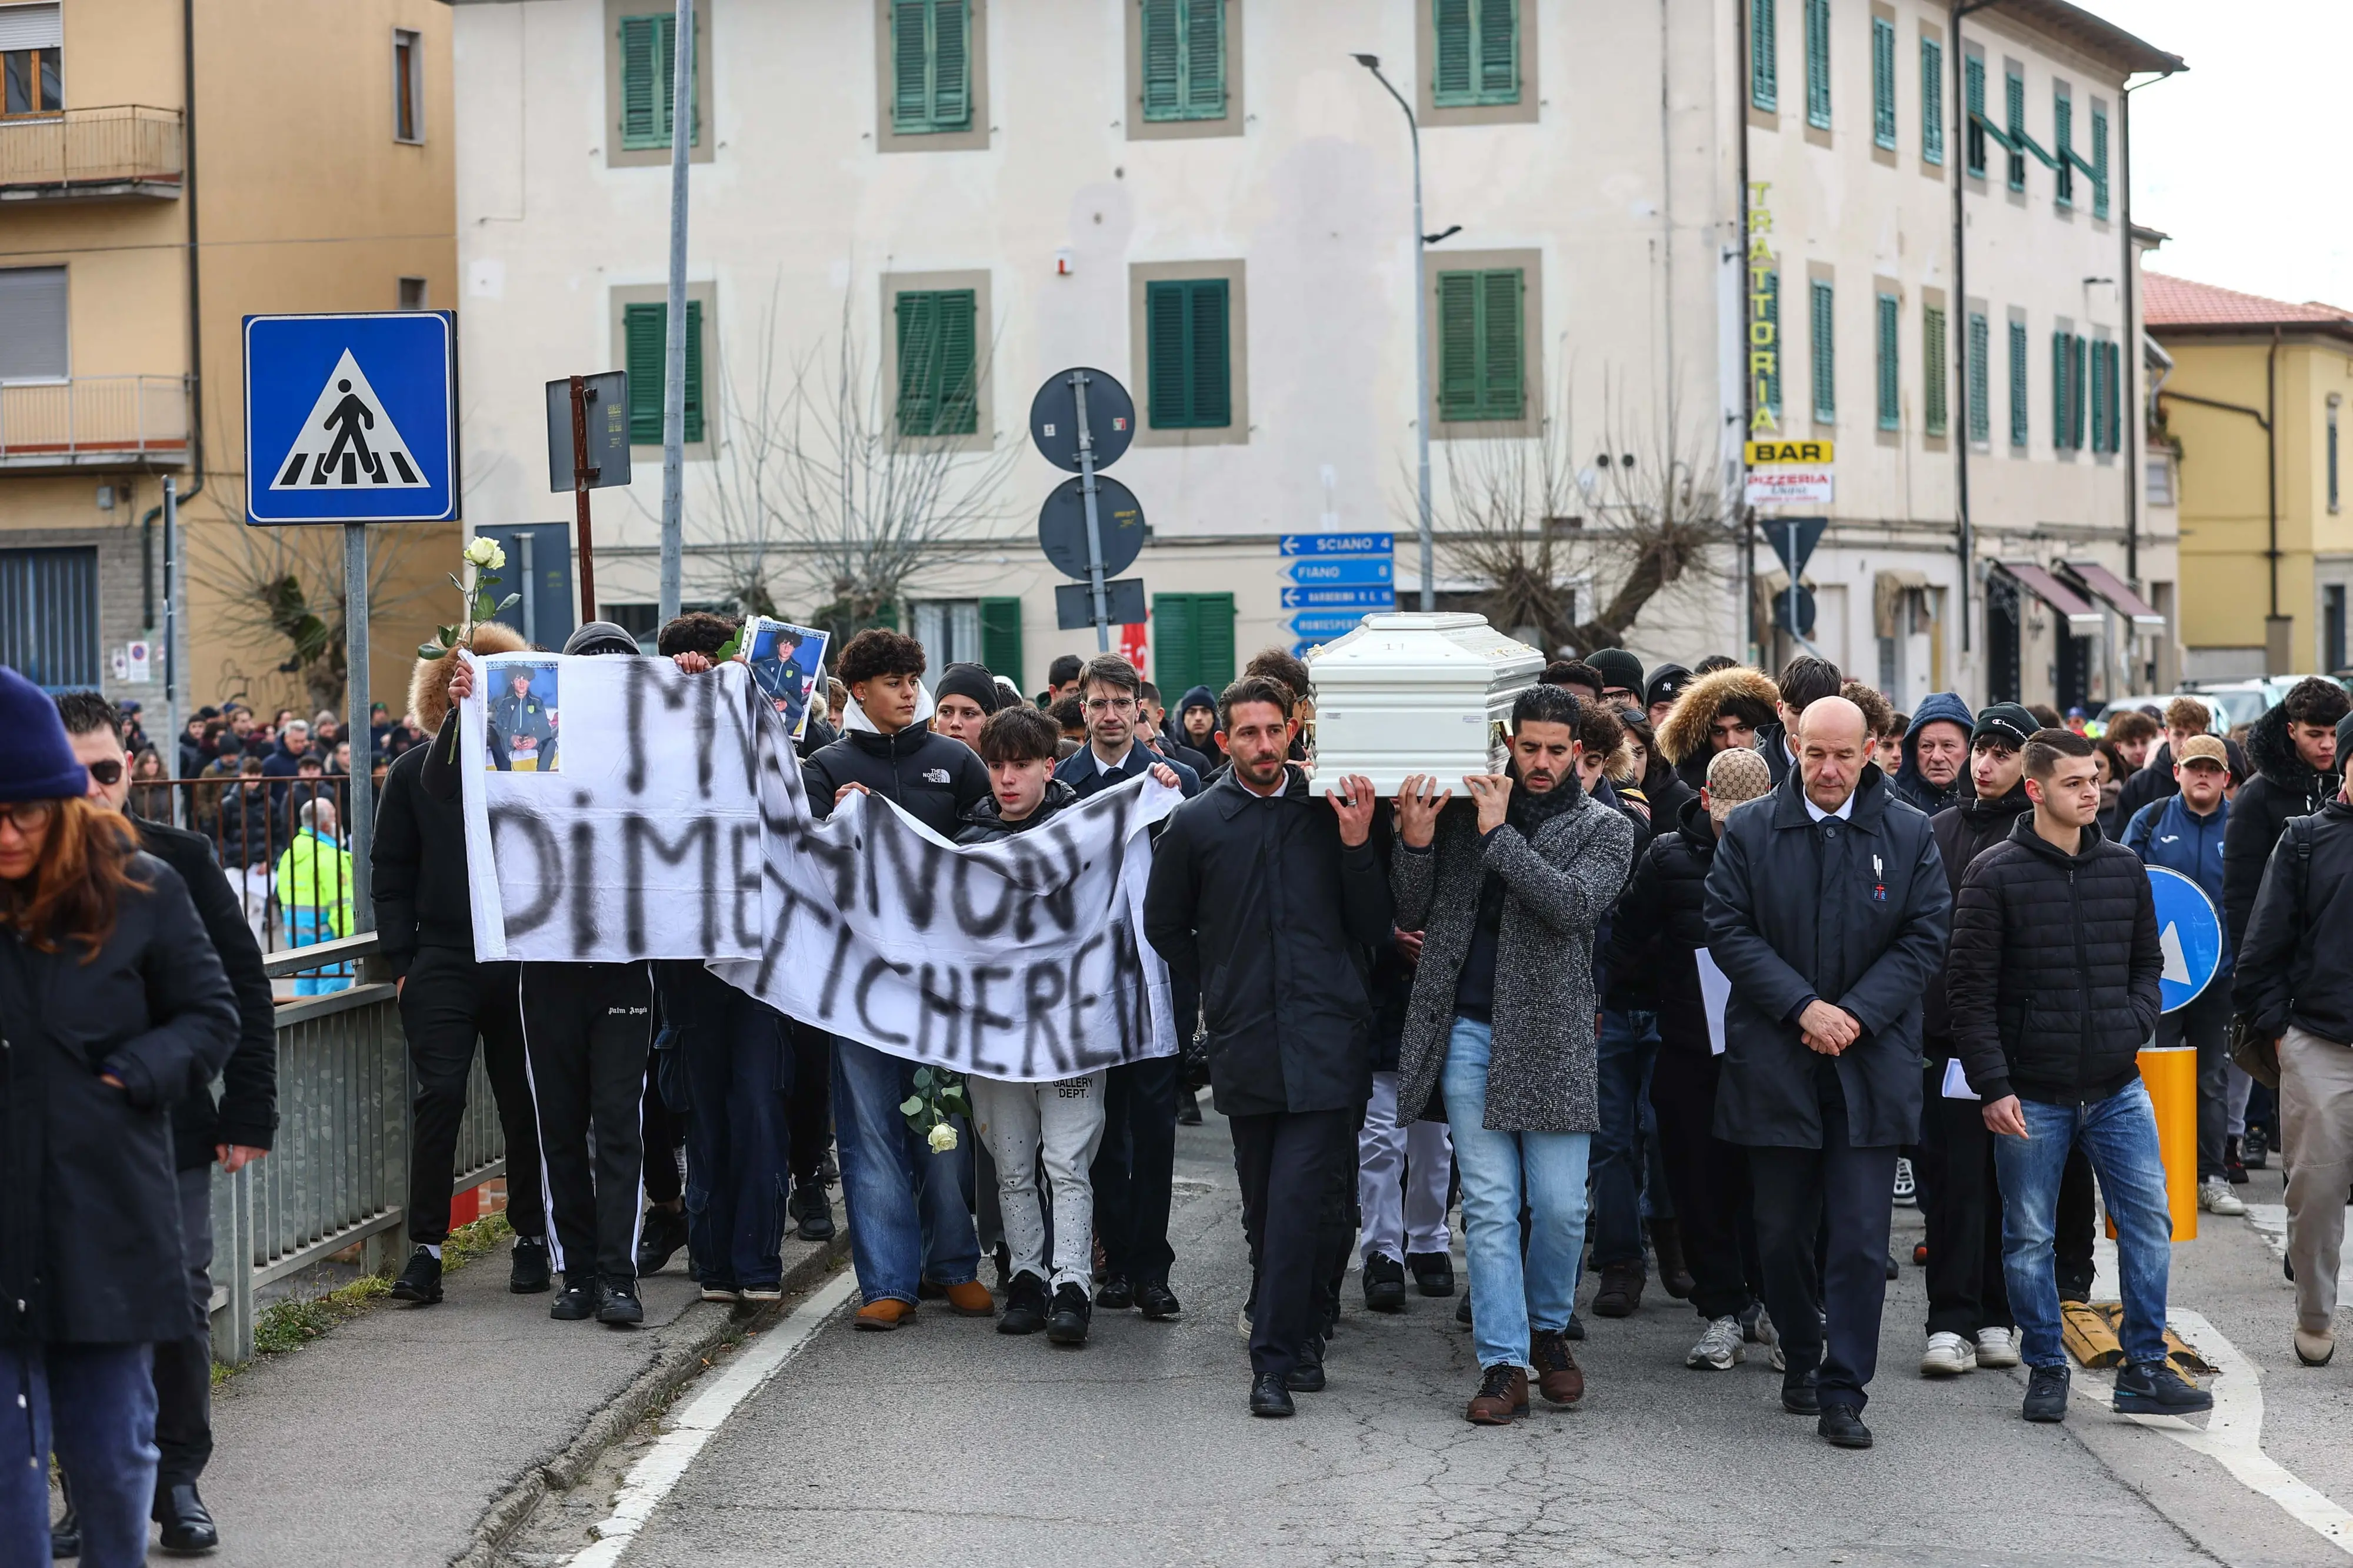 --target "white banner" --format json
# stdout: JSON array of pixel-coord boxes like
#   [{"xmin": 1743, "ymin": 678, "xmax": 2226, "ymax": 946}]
[
  {"xmin": 1742, "ymin": 466, "xmax": 1835, "ymax": 507},
  {"xmin": 460, "ymin": 654, "xmax": 1179, "ymax": 1079}
]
